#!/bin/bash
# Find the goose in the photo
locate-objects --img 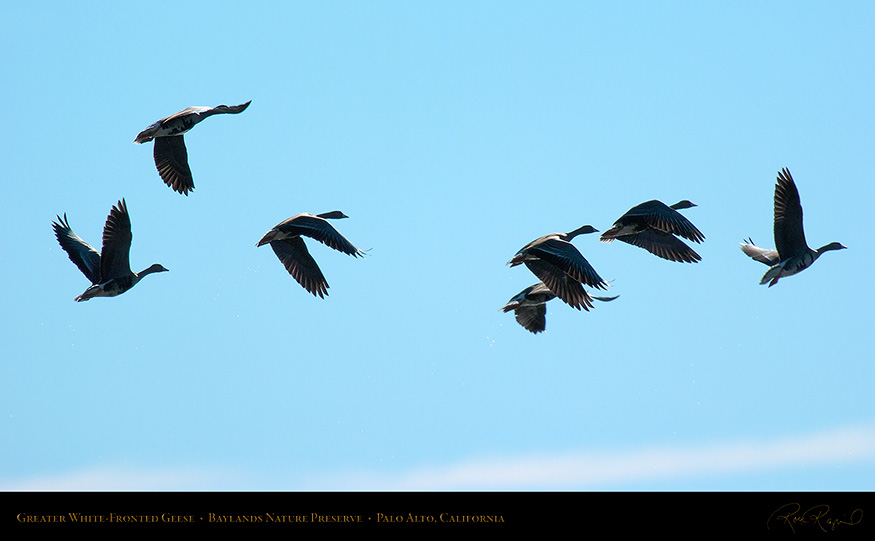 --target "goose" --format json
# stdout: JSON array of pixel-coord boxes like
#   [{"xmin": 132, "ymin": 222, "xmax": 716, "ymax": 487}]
[
  {"xmin": 134, "ymin": 100, "xmax": 251, "ymax": 195},
  {"xmin": 501, "ymin": 282, "xmax": 619, "ymax": 334},
  {"xmin": 52, "ymin": 199, "xmax": 168, "ymax": 301},
  {"xmin": 256, "ymin": 211, "xmax": 364, "ymax": 298},
  {"xmin": 741, "ymin": 168, "xmax": 846, "ymax": 287},
  {"xmin": 507, "ymin": 225, "xmax": 609, "ymax": 311},
  {"xmin": 600, "ymin": 199, "xmax": 705, "ymax": 262}
]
